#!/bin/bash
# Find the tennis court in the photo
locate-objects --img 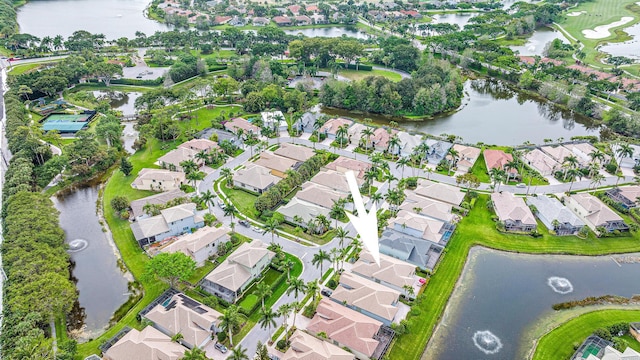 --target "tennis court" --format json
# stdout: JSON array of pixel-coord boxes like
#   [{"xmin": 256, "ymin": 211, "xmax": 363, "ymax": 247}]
[{"xmin": 41, "ymin": 112, "xmax": 96, "ymax": 133}]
